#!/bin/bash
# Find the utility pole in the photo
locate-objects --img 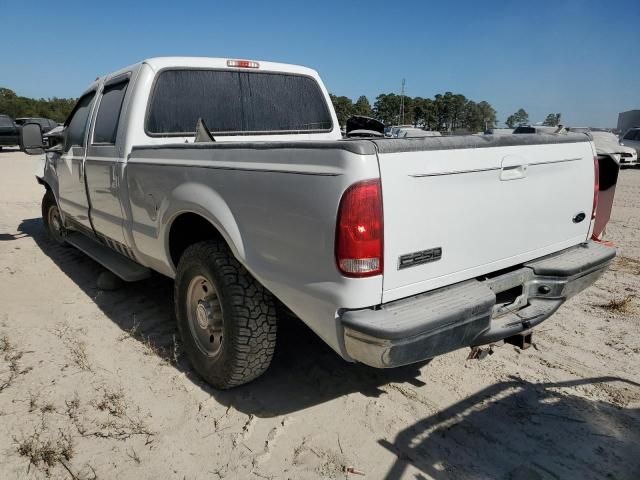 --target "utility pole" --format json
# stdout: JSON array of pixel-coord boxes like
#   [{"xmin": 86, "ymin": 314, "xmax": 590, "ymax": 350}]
[{"xmin": 399, "ymin": 78, "xmax": 406, "ymax": 125}]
